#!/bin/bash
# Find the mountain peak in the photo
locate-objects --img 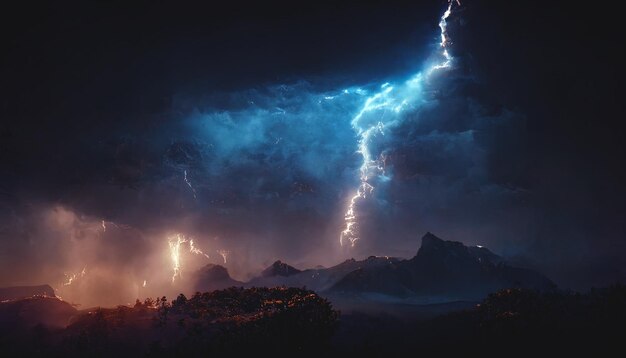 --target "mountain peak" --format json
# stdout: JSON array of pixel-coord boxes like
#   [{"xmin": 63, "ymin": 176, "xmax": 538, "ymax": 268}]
[
  {"xmin": 261, "ymin": 260, "xmax": 302, "ymax": 277},
  {"xmin": 416, "ymin": 232, "xmax": 503, "ymax": 265},
  {"xmin": 193, "ymin": 264, "xmax": 242, "ymax": 292},
  {"xmin": 195, "ymin": 264, "xmax": 231, "ymax": 281},
  {"xmin": 417, "ymin": 232, "xmax": 466, "ymax": 258},
  {"xmin": 331, "ymin": 232, "xmax": 554, "ymax": 298},
  {"xmin": 421, "ymin": 232, "xmax": 444, "ymax": 247},
  {"xmin": 422, "ymin": 231, "xmax": 441, "ymax": 242}
]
